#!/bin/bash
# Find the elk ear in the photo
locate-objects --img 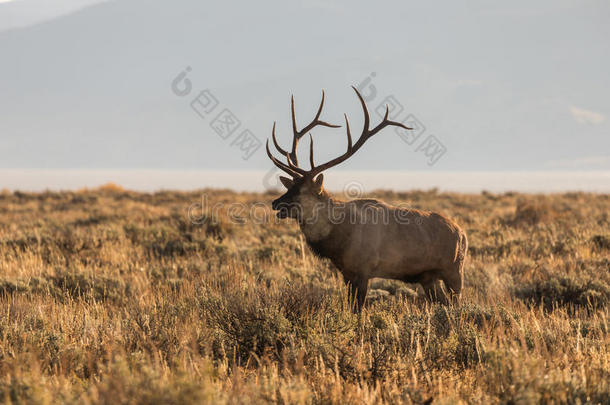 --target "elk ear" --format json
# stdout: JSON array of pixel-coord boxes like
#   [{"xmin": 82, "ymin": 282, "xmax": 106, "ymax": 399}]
[
  {"xmin": 313, "ymin": 174, "xmax": 324, "ymax": 191},
  {"xmin": 279, "ymin": 176, "xmax": 294, "ymax": 189}
]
